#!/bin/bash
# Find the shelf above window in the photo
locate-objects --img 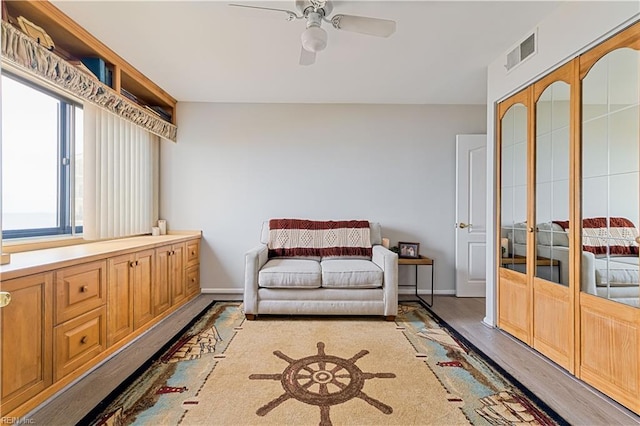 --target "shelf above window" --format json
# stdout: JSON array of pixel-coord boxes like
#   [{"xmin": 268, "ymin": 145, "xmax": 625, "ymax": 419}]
[{"xmin": 3, "ymin": 0, "xmax": 176, "ymax": 125}]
